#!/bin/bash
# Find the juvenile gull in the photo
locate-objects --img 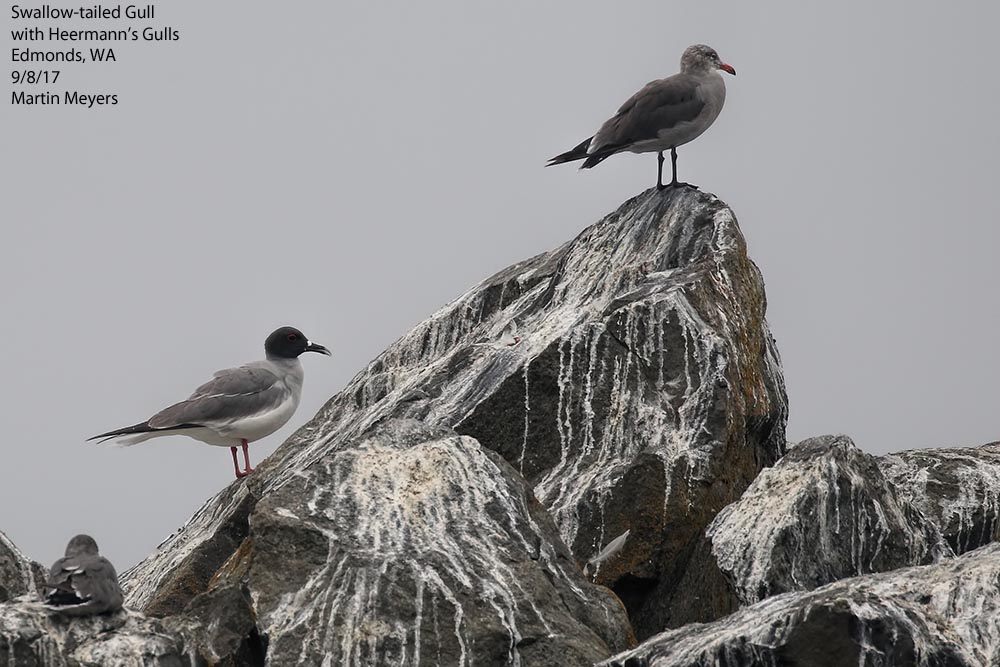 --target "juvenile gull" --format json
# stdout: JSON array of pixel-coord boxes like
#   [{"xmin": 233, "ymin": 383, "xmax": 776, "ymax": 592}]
[
  {"xmin": 548, "ymin": 44, "xmax": 736, "ymax": 190},
  {"xmin": 89, "ymin": 326, "xmax": 331, "ymax": 479},
  {"xmin": 43, "ymin": 534, "xmax": 123, "ymax": 616}
]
